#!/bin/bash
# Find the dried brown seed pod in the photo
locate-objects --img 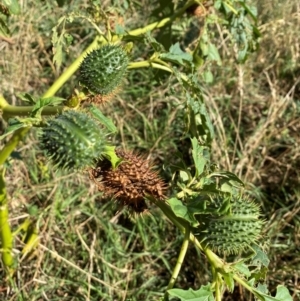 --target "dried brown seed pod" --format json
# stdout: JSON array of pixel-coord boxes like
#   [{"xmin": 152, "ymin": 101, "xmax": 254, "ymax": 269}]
[{"xmin": 89, "ymin": 149, "xmax": 166, "ymax": 213}]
